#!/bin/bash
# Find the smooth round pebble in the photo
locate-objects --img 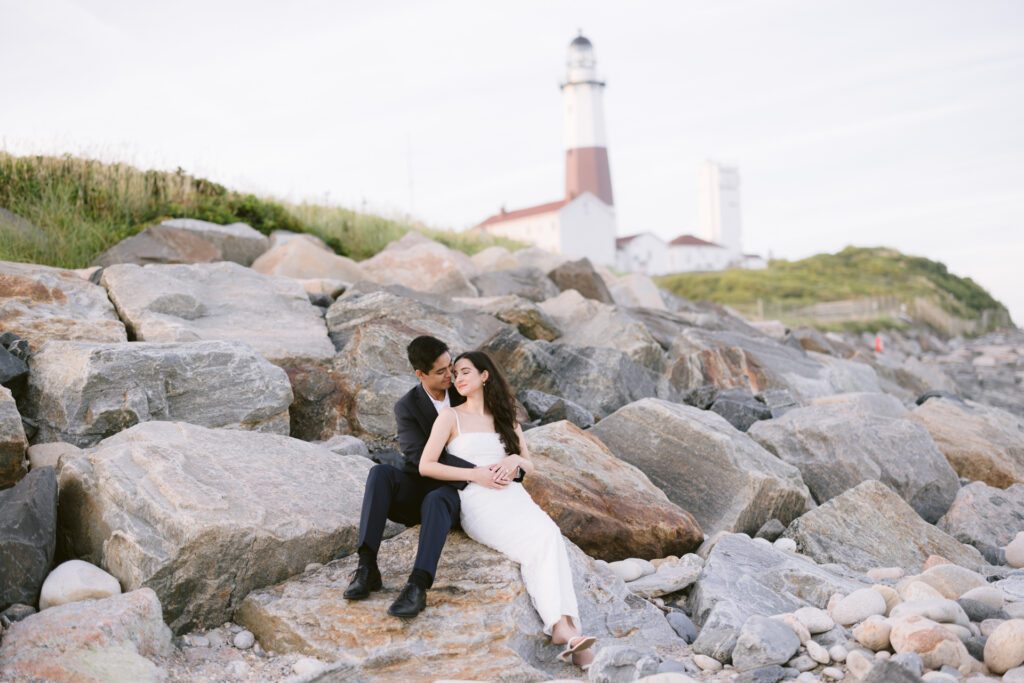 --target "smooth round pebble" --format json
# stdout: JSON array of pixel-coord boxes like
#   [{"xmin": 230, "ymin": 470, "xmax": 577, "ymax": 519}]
[
  {"xmin": 845, "ymin": 650, "xmax": 873, "ymax": 679},
  {"xmin": 821, "ymin": 666, "xmax": 844, "ymax": 680},
  {"xmin": 901, "ymin": 580, "xmax": 946, "ymax": 602},
  {"xmin": 304, "ymin": 562, "xmax": 323, "ymax": 573},
  {"xmin": 1006, "ymin": 532, "xmax": 1024, "ymax": 569},
  {"xmin": 960, "ymin": 586, "xmax": 1005, "ymax": 610},
  {"xmin": 875, "ymin": 650, "xmax": 891, "ymax": 660},
  {"xmin": 794, "ymin": 607, "xmax": 835, "ymax": 634},
  {"xmin": 921, "ymin": 673, "xmax": 958, "ymax": 683},
  {"xmin": 293, "ymin": 658, "xmax": 326, "ymax": 676},
  {"xmin": 233, "ymin": 630, "xmax": 255, "ymax": 650},
  {"xmin": 828, "ymin": 645, "xmax": 847, "ymax": 662},
  {"xmin": 853, "ymin": 615, "xmax": 892, "ymax": 652},
  {"xmin": 796, "ymin": 674, "xmax": 819, "ymax": 683},
  {"xmin": 38, "ymin": 560, "xmax": 122, "ymax": 611},
  {"xmin": 867, "ymin": 566, "xmax": 905, "ymax": 581},
  {"xmin": 831, "ymin": 588, "xmax": 887, "ymax": 626},
  {"xmin": 983, "ymin": 618, "xmax": 1024, "ymax": 674},
  {"xmin": 806, "ymin": 640, "xmax": 830, "ymax": 664},
  {"xmin": 788, "ymin": 655, "xmax": 817, "ymax": 672},
  {"xmin": 774, "ymin": 538, "xmax": 797, "ymax": 553},
  {"xmin": 693, "ymin": 654, "xmax": 723, "ymax": 671}
]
